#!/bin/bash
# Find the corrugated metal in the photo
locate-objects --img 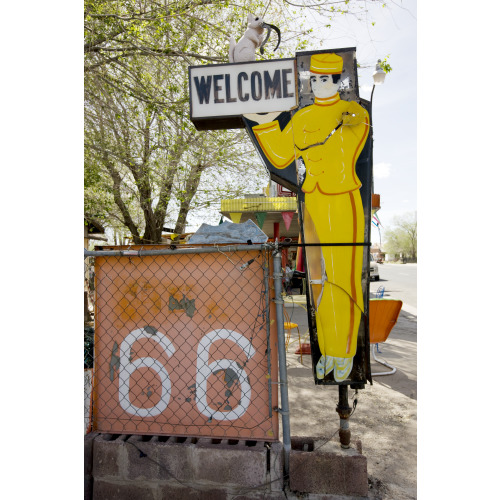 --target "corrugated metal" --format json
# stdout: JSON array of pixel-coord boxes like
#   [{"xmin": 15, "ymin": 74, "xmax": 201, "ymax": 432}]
[{"xmin": 221, "ymin": 197, "xmax": 297, "ymax": 213}]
